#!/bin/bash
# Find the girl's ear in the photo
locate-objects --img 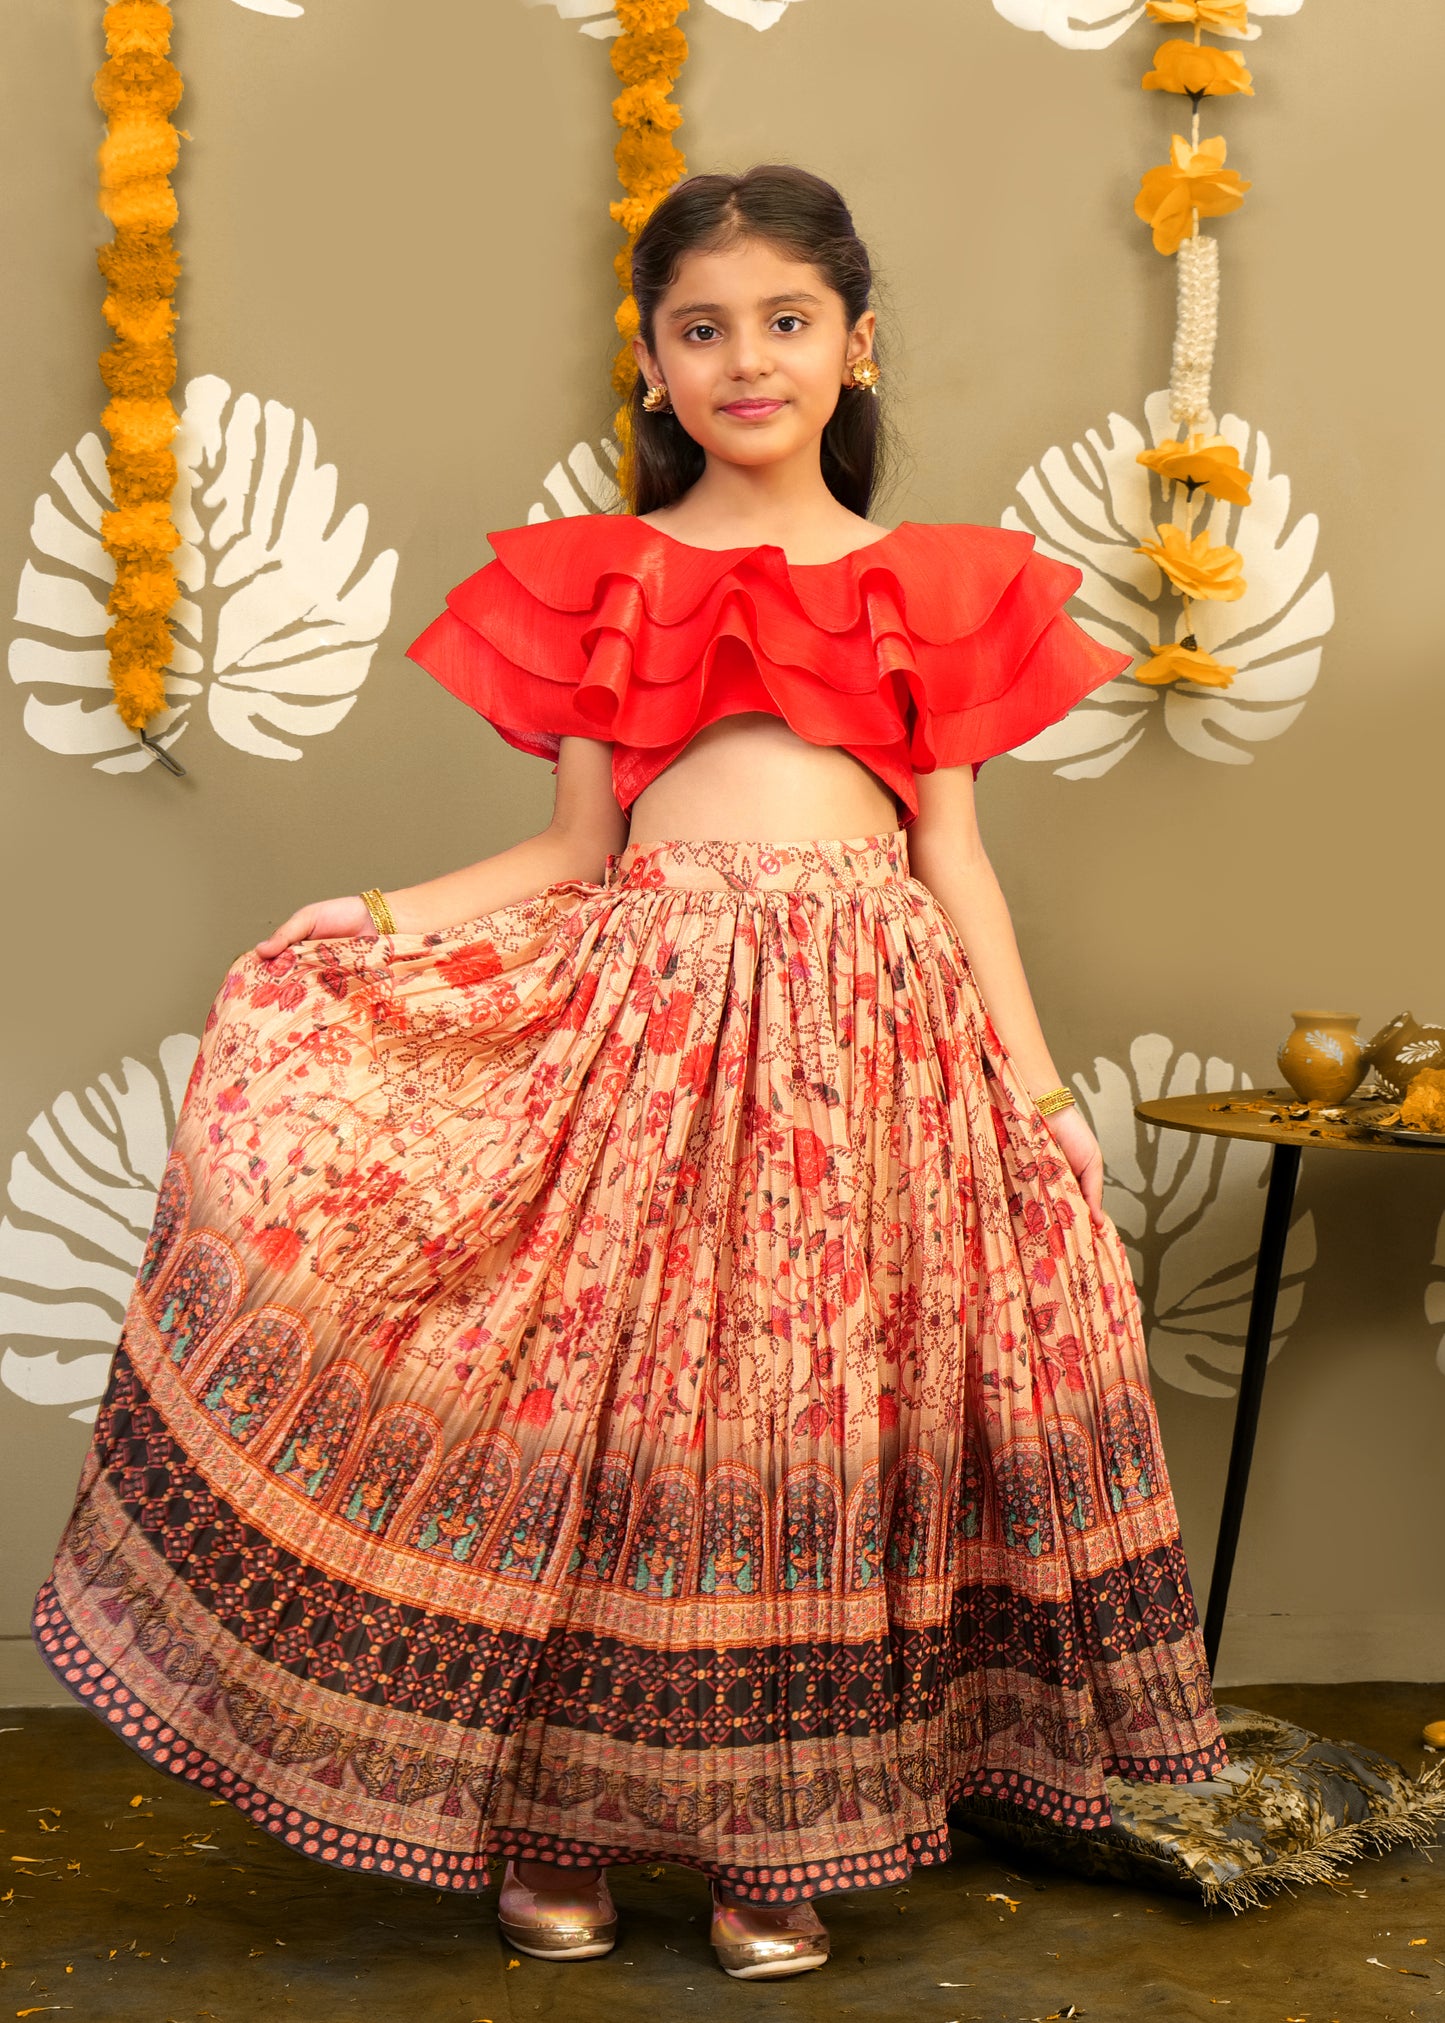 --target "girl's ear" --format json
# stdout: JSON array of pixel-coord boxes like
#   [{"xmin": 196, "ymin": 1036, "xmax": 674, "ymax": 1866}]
[
  {"xmin": 845, "ymin": 308, "xmax": 877, "ymax": 371},
  {"xmin": 632, "ymin": 334, "xmax": 658, "ymax": 382}
]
